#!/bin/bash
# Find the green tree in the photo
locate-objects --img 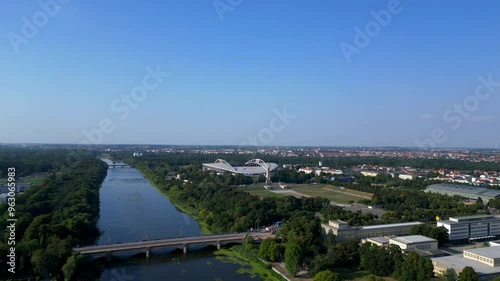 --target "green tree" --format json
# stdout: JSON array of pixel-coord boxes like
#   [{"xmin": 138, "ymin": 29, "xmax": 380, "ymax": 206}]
[
  {"xmin": 285, "ymin": 242, "xmax": 304, "ymax": 276},
  {"xmin": 267, "ymin": 240, "xmax": 281, "ymax": 262},
  {"xmin": 258, "ymin": 239, "xmax": 271, "ymax": 260},
  {"xmin": 307, "ymin": 254, "xmax": 330, "ymax": 277},
  {"xmin": 313, "ymin": 270, "xmax": 341, "ymax": 281},
  {"xmin": 367, "ymin": 276, "xmax": 385, "ymax": 281},
  {"xmin": 395, "ymin": 252, "xmax": 433, "ymax": 281},
  {"xmin": 62, "ymin": 255, "xmax": 77, "ymax": 281},
  {"xmin": 62, "ymin": 255, "xmax": 101, "ymax": 281},
  {"xmin": 458, "ymin": 266, "xmax": 479, "ymax": 281},
  {"xmin": 243, "ymin": 235, "xmax": 255, "ymax": 250},
  {"xmin": 442, "ymin": 268, "xmax": 457, "ymax": 281}
]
